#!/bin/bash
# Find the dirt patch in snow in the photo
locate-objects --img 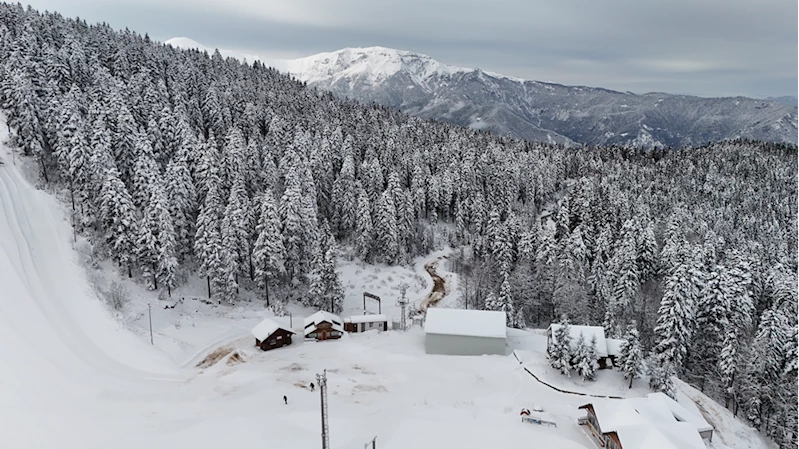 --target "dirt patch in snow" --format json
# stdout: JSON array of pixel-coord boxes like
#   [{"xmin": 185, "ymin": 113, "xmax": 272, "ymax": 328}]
[
  {"xmin": 280, "ymin": 363, "xmax": 306, "ymax": 372},
  {"xmin": 226, "ymin": 351, "xmax": 245, "ymax": 366},
  {"xmin": 353, "ymin": 384, "xmax": 388, "ymax": 393},
  {"xmin": 196, "ymin": 345, "xmax": 235, "ymax": 368}
]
